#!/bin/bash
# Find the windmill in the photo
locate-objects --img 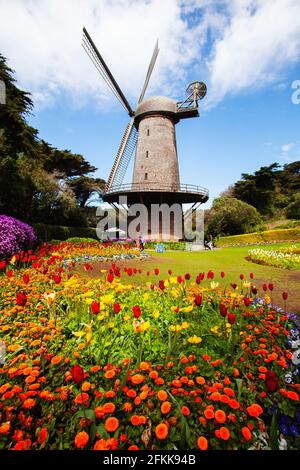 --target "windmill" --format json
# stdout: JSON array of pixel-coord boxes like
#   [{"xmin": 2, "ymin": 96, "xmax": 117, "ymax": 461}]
[{"xmin": 82, "ymin": 27, "xmax": 209, "ymax": 239}]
